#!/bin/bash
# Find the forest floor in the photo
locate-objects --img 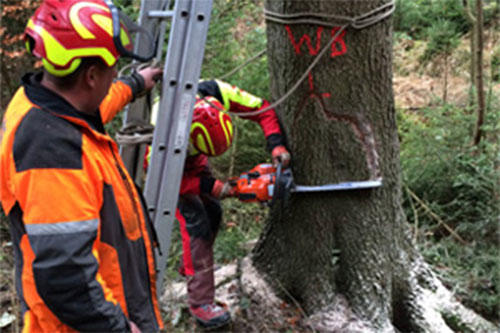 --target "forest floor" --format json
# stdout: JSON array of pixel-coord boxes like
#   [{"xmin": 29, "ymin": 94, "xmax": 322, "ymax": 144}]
[{"xmin": 0, "ymin": 30, "xmax": 499, "ymax": 332}]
